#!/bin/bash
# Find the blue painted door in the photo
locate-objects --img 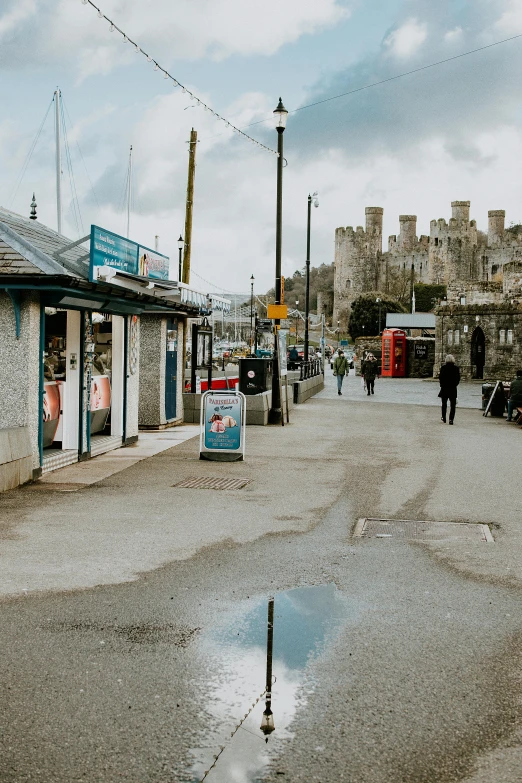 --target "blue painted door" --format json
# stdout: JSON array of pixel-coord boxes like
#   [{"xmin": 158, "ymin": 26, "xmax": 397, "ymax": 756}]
[{"xmin": 165, "ymin": 318, "xmax": 178, "ymax": 420}]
